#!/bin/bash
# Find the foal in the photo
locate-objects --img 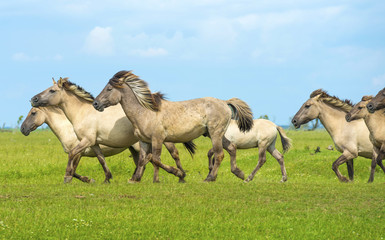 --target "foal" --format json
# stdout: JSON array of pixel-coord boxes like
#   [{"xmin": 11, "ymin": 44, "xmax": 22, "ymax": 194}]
[{"xmin": 207, "ymin": 119, "xmax": 291, "ymax": 183}]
